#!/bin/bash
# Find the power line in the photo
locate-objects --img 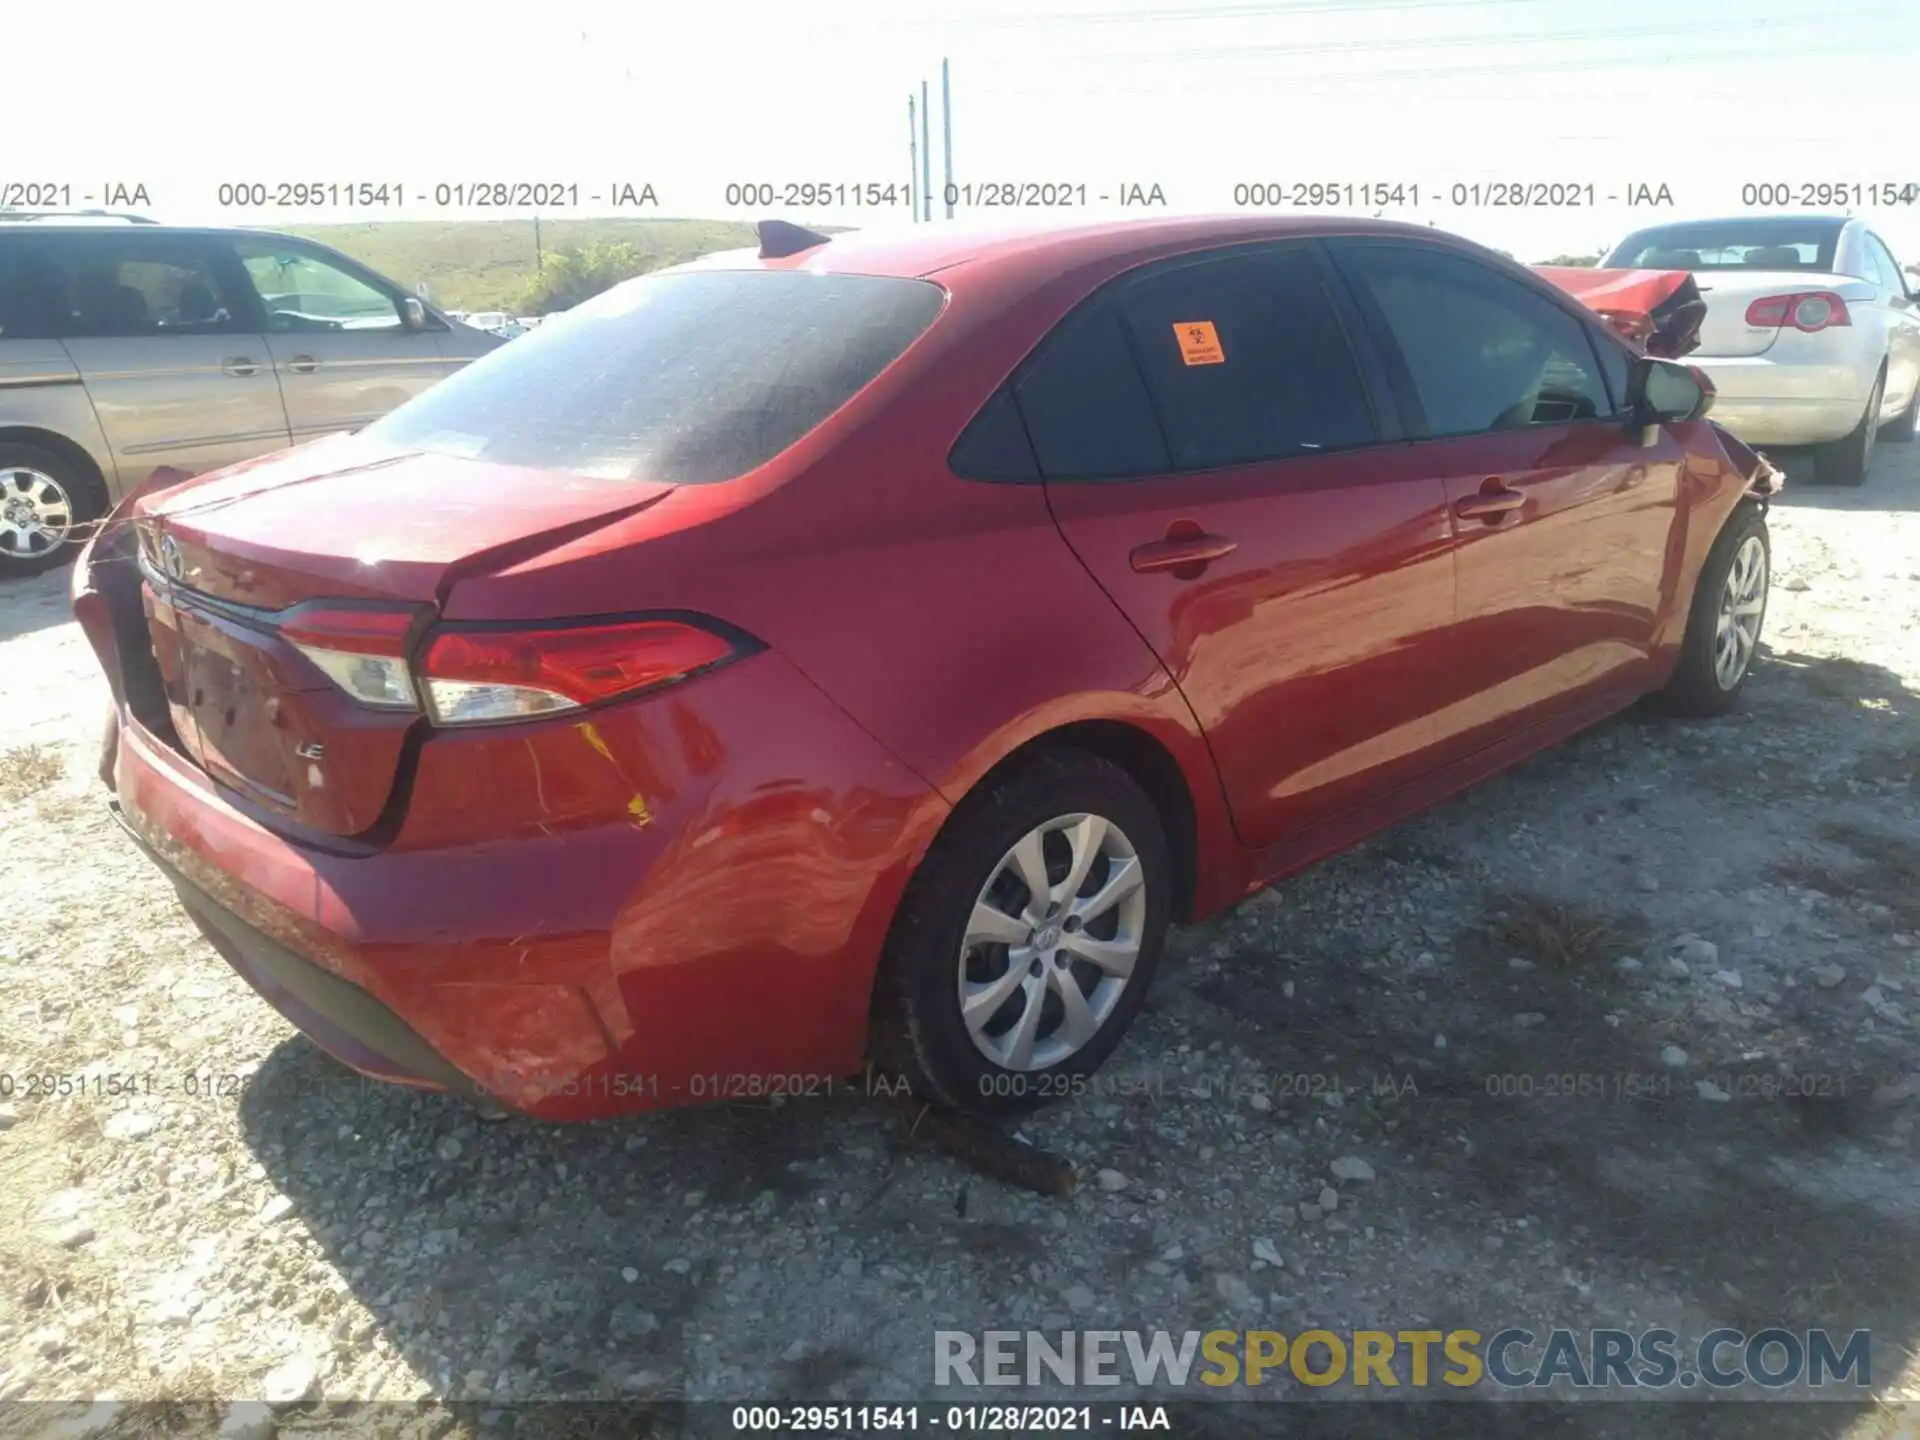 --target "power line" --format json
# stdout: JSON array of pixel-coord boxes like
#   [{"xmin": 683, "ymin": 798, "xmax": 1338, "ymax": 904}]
[
  {"xmin": 966, "ymin": 33, "xmax": 1920, "ymax": 92},
  {"xmin": 974, "ymin": 8, "xmax": 1909, "ymax": 65}
]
